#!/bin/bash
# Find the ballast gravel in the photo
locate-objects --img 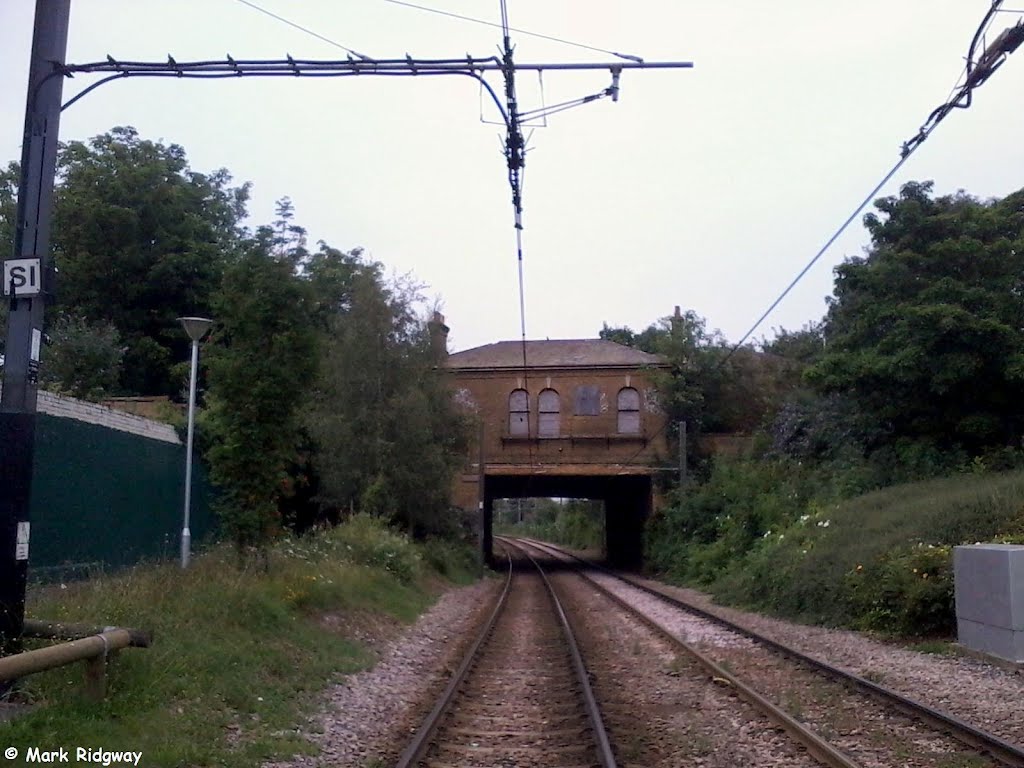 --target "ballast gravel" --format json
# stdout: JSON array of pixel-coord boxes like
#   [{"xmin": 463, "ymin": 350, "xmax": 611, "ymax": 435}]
[
  {"xmin": 263, "ymin": 577, "xmax": 499, "ymax": 768},
  {"xmin": 625, "ymin": 573, "xmax": 1024, "ymax": 749},
  {"xmin": 580, "ymin": 572, "xmax": 988, "ymax": 767}
]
